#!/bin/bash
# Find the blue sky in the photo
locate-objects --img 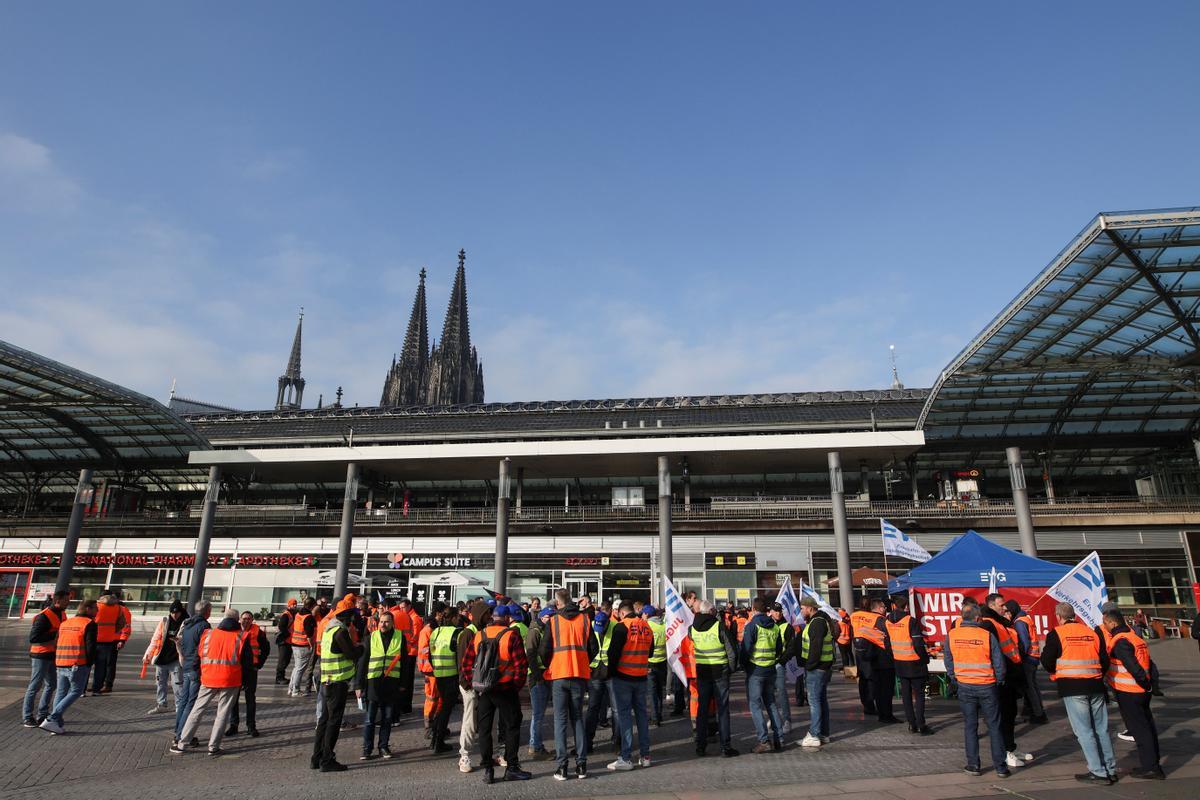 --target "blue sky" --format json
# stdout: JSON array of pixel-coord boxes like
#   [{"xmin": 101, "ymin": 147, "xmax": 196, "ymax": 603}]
[{"xmin": 2, "ymin": 2, "xmax": 1199, "ymax": 409}]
